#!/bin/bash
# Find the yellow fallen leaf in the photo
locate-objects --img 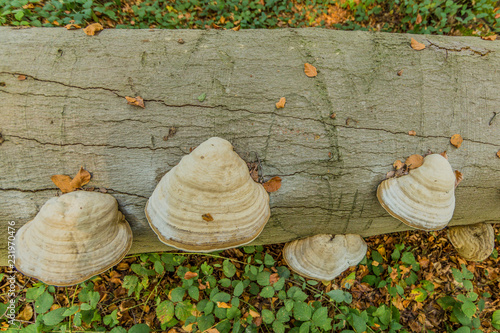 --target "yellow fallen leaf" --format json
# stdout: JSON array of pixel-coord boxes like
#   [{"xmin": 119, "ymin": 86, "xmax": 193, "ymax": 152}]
[
  {"xmin": 450, "ymin": 134, "xmax": 463, "ymax": 148},
  {"xmin": 217, "ymin": 302, "xmax": 232, "ymax": 309},
  {"xmin": 125, "ymin": 96, "xmax": 145, "ymax": 108},
  {"xmin": 408, "ymin": 130, "xmax": 416, "ymax": 136},
  {"xmin": 393, "ymin": 160, "xmax": 404, "ymax": 170},
  {"xmin": 64, "ymin": 24, "xmax": 81, "ymax": 30},
  {"xmin": 304, "ymin": 63, "xmax": 317, "ymax": 77},
  {"xmin": 184, "ymin": 271, "xmax": 198, "ymax": 280},
  {"xmin": 276, "ymin": 97, "xmax": 286, "ymax": 109},
  {"xmin": 83, "ymin": 23, "xmax": 103, "ymax": 36},
  {"xmin": 405, "ymin": 154, "xmax": 424, "ymax": 170},
  {"xmin": 51, "ymin": 175, "xmax": 75, "ymax": 193},
  {"xmin": 440, "ymin": 151, "xmax": 448, "ymax": 159},
  {"xmin": 481, "ymin": 35, "xmax": 497, "ymax": 41},
  {"xmin": 249, "ymin": 309, "xmax": 260, "ymax": 318},
  {"xmin": 262, "ymin": 176, "xmax": 281, "ymax": 193},
  {"xmin": 410, "ymin": 38, "xmax": 425, "ymax": 51},
  {"xmin": 69, "ymin": 167, "xmax": 91, "ymax": 189},
  {"xmin": 16, "ymin": 305, "xmax": 33, "ymax": 321},
  {"xmin": 497, "ymin": 150, "xmax": 500, "ymax": 158}
]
